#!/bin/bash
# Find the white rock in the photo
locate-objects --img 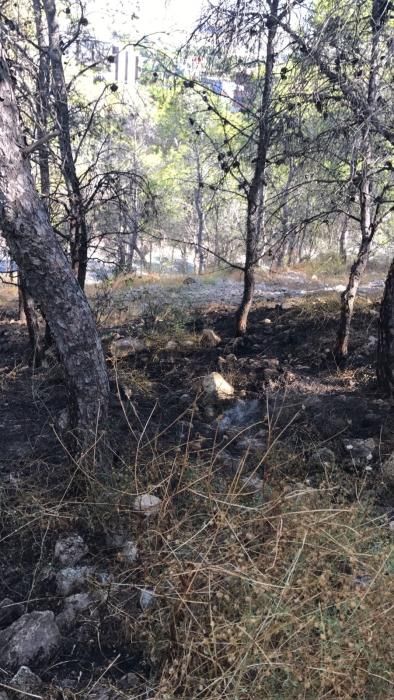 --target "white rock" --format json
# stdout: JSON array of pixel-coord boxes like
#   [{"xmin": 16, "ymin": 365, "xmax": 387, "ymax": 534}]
[
  {"xmin": 56, "ymin": 566, "xmax": 93, "ymax": 596},
  {"xmin": 118, "ymin": 540, "xmax": 138, "ymax": 563},
  {"xmin": 54, "ymin": 534, "xmax": 88, "ymax": 567},
  {"xmin": 133, "ymin": 494, "xmax": 162, "ymax": 516},
  {"xmin": 202, "ymin": 372, "xmax": 234, "ymax": 400},
  {"xmin": 110, "ymin": 337, "xmax": 146, "ymax": 358},
  {"xmin": 139, "ymin": 588, "xmax": 156, "ymax": 610},
  {"xmin": 263, "ymin": 318, "xmax": 272, "ymax": 325},
  {"xmin": 165, "ymin": 340, "xmax": 178, "ymax": 351}
]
